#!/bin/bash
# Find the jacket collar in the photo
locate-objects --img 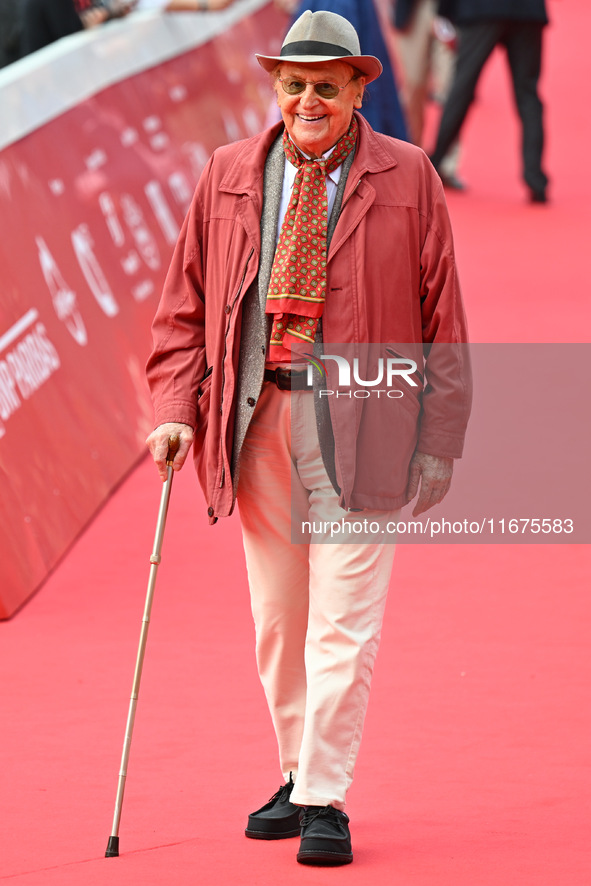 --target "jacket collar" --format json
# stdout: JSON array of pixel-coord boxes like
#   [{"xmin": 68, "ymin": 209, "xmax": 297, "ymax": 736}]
[
  {"xmin": 351, "ymin": 111, "xmax": 398, "ymax": 176},
  {"xmin": 218, "ymin": 112, "xmax": 398, "ymax": 196},
  {"xmin": 218, "ymin": 122, "xmax": 284, "ymax": 196}
]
